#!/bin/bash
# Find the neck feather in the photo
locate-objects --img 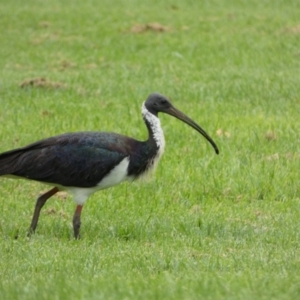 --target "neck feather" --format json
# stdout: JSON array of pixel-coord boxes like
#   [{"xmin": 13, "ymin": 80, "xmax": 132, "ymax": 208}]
[{"xmin": 142, "ymin": 102, "xmax": 165, "ymax": 150}]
